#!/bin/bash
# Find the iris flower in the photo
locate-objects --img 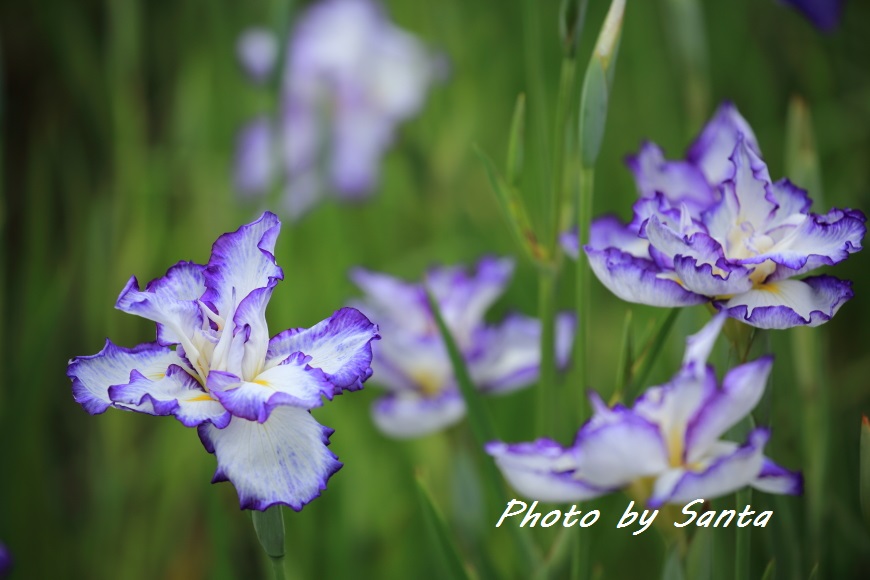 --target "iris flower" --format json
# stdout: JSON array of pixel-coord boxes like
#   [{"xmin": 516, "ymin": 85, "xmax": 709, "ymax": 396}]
[
  {"xmin": 0, "ymin": 543, "xmax": 10, "ymax": 577},
  {"xmin": 235, "ymin": 0, "xmax": 444, "ymax": 219},
  {"xmin": 779, "ymin": 0, "xmax": 845, "ymax": 32},
  {"xmin": 563, "ymin": 103, "xmax": 865, "ymax": 329},
  {"xmin": 350, "ymin": 257, "xmax": 574, "ymax": 438},
  {"xmin": 486, "ymin": 314, "xmax": 801, "ymax": 506},
  {"xmin": 67, "ymin": 213, "xmax": 380, "ymax": 510}
]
